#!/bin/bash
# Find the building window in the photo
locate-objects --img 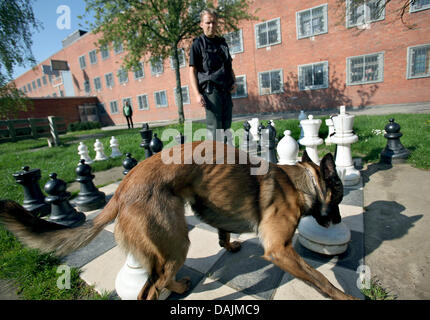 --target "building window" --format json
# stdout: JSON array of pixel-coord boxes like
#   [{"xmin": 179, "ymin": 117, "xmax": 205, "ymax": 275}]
[
  {"xmin": 105, "ymin": 72, "xmax": 115, "ymax": 88},
  {"xmin": 297, "ymin": 4, "xmax": 328, "ymax": 39},
  {"xmin": 255, "ymin": 18, "xmax": 281, "ymax": 49},
  {"xmin": 84, "ymin": 80, "xmax": 91, "ymax": 94},
  {"xmin": 410, "ymin": 0, "xmax": 430, "ymax": 12},
  {"xmin": 117, "ymin": 68, "xmax": 129, "ymax": 84},
  {"xmin": 347, "ymin": 52, "xmax": 384, "ymax": 85},
  {"xmin": 232, "ymin": 75, "xmax": 247, "ymax": 99},
  {"xmin": 79, "ymin": 55, "xmax": 87, "ymax": 69},
  {"xmin": 134, "ymin": 62, "xmax": 145, "ymax": 79},
  {"xmin": 298, "ymin": 61, "xmax": 329, "ymax": 90},
  {"xmin": 154, "ymin": 90, "xmax": 168, "ymax": 107},
  {"xmin": 224, "ymin": 29, "xmax": 244, "ymax": 54},
  {"xmin": 114, "ymin": 41, "xmax": 124, "ymax": 54},
  {"xmin": 101, "ymin": 45, "xmax": 110, "ymax": 60},
  {"xmin": 94, "ymin": 77, "xmax": 102, "ymax": 91},
  {"xmin": 407, "ymin": 44, "xmax": 430, "ymax": 79},
  {"xmin": 27, "ymin": 83, "xmax": 32, "ymax": 92},
  {"xmin": 110, "ymin": 100, "xmax": 119, "ymax": 114},
  {"xmin": 42, "ymin": 76, "xmax": 47, "ymax": 85},
  {"xmin": 258, "ymin": 69, "xmax": 283, "ymax": 95},
  {"xmin": 137, "ymin": 94, "xmax": 149, "ymax": 110},
  {"xmin": 89, "ymin": 50, "xmax": 98, "ymax": 64},
  {"xmin": 122, "ymin": 97, "xmax": 132, "ymax": 109},
  {"xmin": 174, "ymin": 86, "xmax": 190, "ymax": 106},
  {"xmin": 37, "ymin": 78, "xmax": 42, "ymax": 88},
  {"xmin": 170, "ymin": 49, "xmax": 186, "ymax": 69},
  {"xmin": 346, "ymin": 0, "xmax": 385, "ymax": 28},
  {"xmin": 150, "ymin": 58, "xmax": 164, "ymax": 76},
  {"xmin": 32, "ymin": 80, "xmax": 36, "ymax": 90},
  {"xmin": 53, "ymin": 92, "xmax": 57, "ymax": 97}
]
